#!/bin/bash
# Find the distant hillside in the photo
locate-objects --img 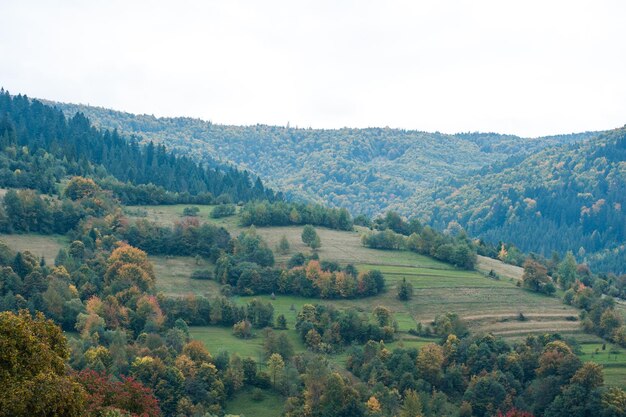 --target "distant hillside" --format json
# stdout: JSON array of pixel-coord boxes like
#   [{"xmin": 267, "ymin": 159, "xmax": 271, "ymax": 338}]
[
  {"xmin": 48, "ymin": 101, "xmax": 595, "ymax": 217},
  {"xmin": 0, "ymin": 91, "xmax": 278, "ymax": 204},
  {"xmin": 430, "ymin": 127, "xmax": 626, "ymax": 273}
]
